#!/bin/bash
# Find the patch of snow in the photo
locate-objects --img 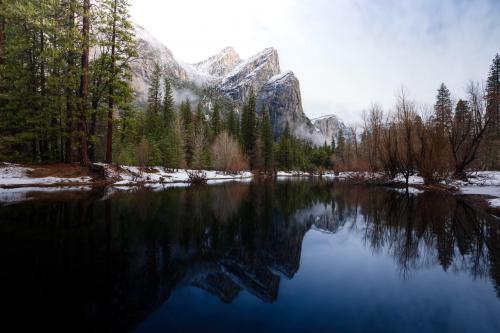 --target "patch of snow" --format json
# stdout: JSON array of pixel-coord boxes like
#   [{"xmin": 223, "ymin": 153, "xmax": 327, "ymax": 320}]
[
  {"xmin": 460, "ymin": 186, "xmax": 500, "ymax": 197},
  {"xmin": 277, "ymin": 171, "xmax": 311, "ymax": 177},
  {"xmin": 460, "ymin": 183, "xmax": 500, "ymax": 212},
  {"xmin": 393, "ymin": 187, "xmax": 424, "ymax": 195},
  {"xmin": 222, "ymin": 48, "xmax": 276, "ymax": 82},
  {"xmin": 0, "ymin": 164, "xmax": 92, "ymax": 186},
  {"xmin": 393, "ymin": 174, "xmax": 424, "ymax": 185},
  {"xmin": 311, "ymin": 114, "xmax": 339, "ymax": 123},
  {"xmin": 179, "ymin": 61, "xmax": 220, "ymax": 86},
  {"xmin": 489, "ymin": 198, "xmax": 500, "ymax": 208},
  {"xmin": 266, "ymin": 71, "xmax": 293, "ymax": 86}
]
